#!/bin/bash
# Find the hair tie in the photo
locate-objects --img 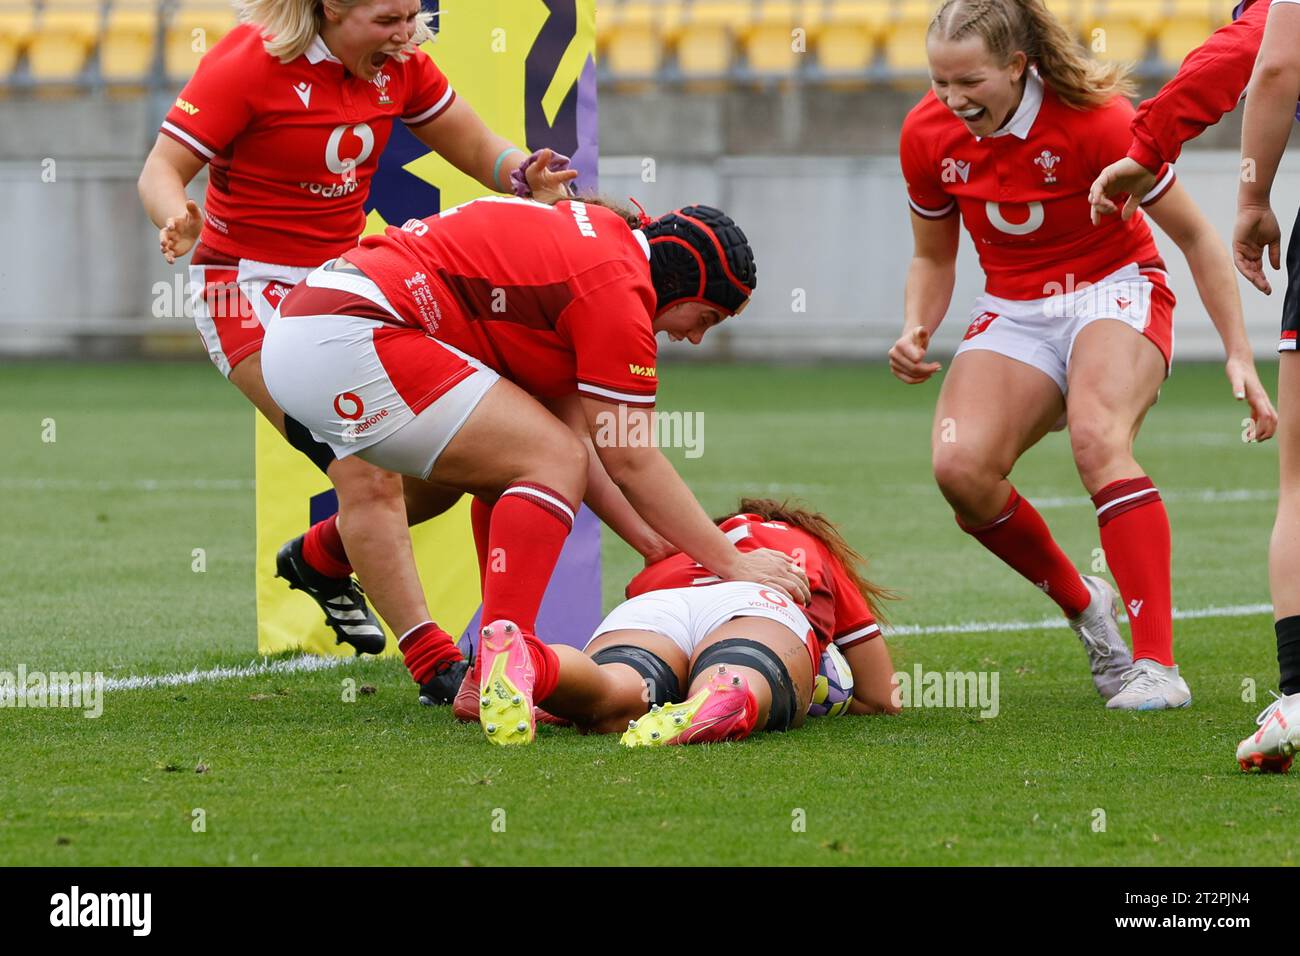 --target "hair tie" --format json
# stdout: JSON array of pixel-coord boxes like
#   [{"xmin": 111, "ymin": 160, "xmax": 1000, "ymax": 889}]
[{"xmin": 628, "ymin": 197, "xmax": 652, "ymax": 227}]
